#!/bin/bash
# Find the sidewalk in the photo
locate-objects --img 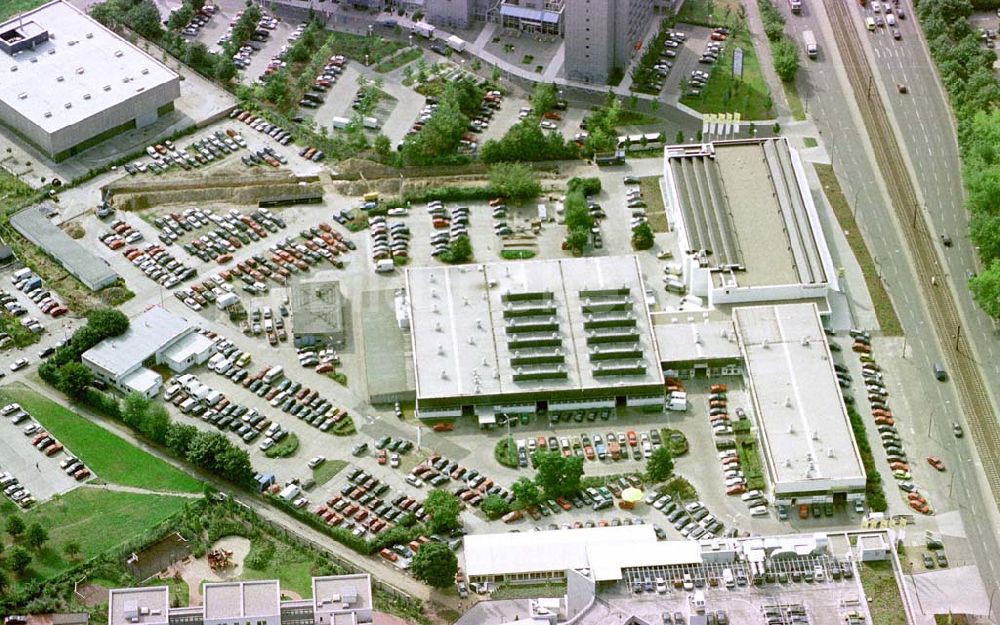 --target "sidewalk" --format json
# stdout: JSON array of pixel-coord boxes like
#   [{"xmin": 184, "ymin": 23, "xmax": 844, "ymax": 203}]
[{"xmin": 739, "ymin": 0, "xmax": 791, "ymax": 120}]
